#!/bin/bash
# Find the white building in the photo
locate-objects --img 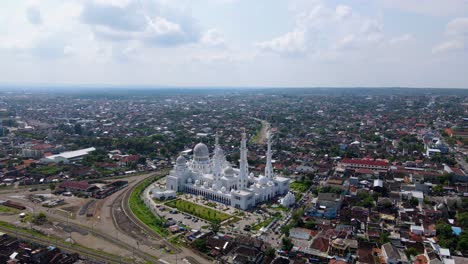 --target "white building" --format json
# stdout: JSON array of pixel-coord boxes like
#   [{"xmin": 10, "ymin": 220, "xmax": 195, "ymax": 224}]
[
  {"xmin": 39, "ymin": 147, "xmax": 96, "ymax": 164},
  {"xmin": 280, "ymin": 191, "xmax": 295, "ymax": 207},
  {"xmin": 158, "ymin": 131, "xmax": 290, "ymax": 210}
]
